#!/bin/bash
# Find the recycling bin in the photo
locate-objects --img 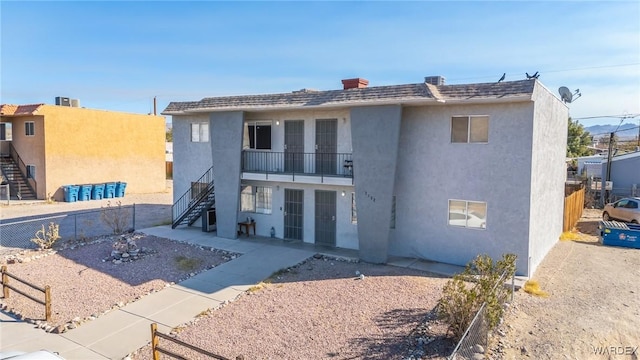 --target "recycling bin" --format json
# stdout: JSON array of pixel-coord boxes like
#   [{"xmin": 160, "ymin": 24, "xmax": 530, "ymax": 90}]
[
  {"xmin": 91, "ymin": 183, "xmax": 105, "ymax": 200},
  {"xmin": 104, "ymin": 182, "xmax": 117, "ymax": 199},
  {"xmin": 63, "ymin": 185, "xmax": 80, "ymax": 202},
  {"xmin": 115, "ymin": 182, "xmax": 127, "ymax": 198},
  {"xmin": 79, "ymin": 184, "xmax": 93, "ymax": 201}
]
